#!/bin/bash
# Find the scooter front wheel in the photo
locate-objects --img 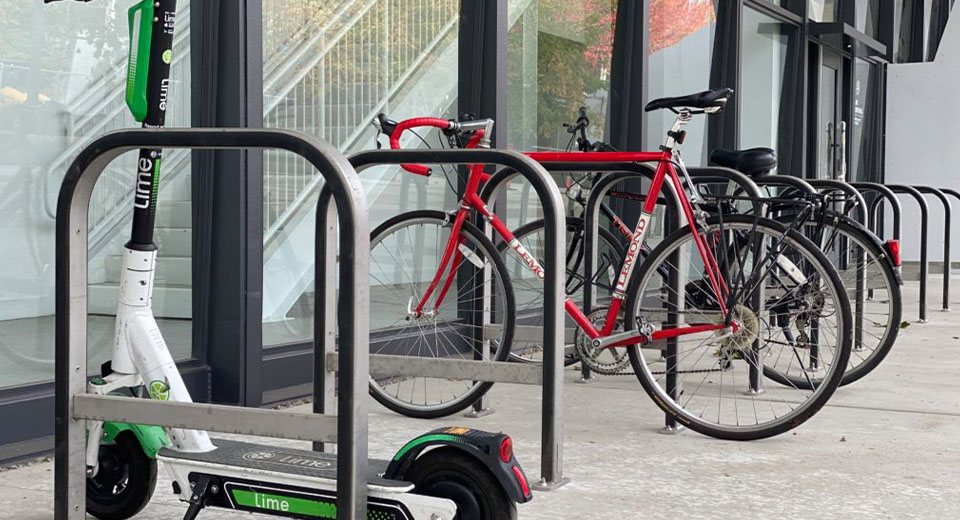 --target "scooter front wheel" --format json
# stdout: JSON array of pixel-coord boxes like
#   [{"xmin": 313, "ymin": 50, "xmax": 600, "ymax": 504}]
[{"xmin": 86, "ymin": 431, "xmax": 157, "ymax": 520}]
